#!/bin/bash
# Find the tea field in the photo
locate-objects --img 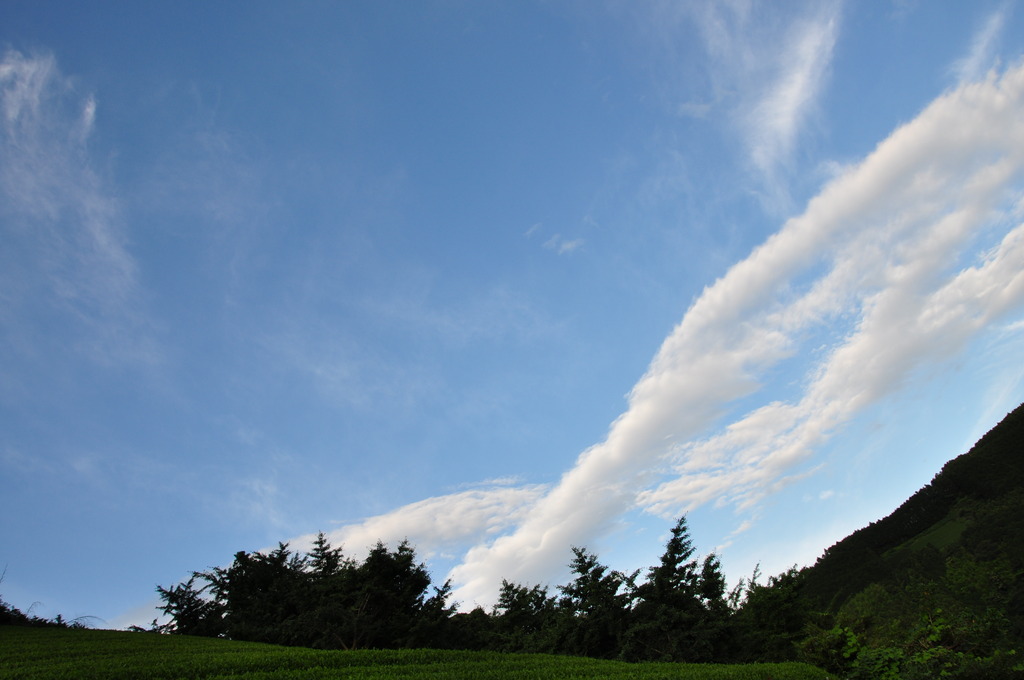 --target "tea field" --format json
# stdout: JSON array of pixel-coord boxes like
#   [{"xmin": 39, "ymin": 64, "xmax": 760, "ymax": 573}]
[{"xmin": 0, "ymin": 626, "xmax": 835, "ymax": 679}]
